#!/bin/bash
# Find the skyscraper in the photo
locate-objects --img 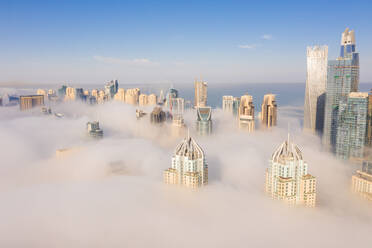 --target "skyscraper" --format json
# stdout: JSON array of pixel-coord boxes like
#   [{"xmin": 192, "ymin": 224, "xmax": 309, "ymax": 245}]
[
  {"xmin": 19, "ymin": 95, "xmax": 44, "ymax": 111},
  {"xmin": 194, "ymin": 80, "xmax": 207, "ymax": 108},
  {"xmin": 86, "ymin": 121, "xmax": 103, "ymax": 138},
  {"xmin": 261, "ymin": 94, "xmax": 277, "ymax": 128},
  {"xmin": 148, "ymin": 94, "xmax": 157, "ymax": 105},
  {"xmin": 366, "ymin": 90, "xmax": 372, "ymax": 148},
  {"xmin": 265, "ymin": 136, "xmax": 317, "ymax": 207},
  {"xmin": 166, "ymin": 87, "xmax": 178, "ymax": 108},
  {"xmin": 125, "ymin": 88, "xmax": 140, "ymax": 105},
  {"xmin": 105, "ymin": 79, "xmax": 119, "ymax": 99},
  {"xmin": 336, "ymin": 92, "xmax": 368, "ymax": 160},
  {"xmin": 138, "ymin": 94, "xmax": 149, "ymax": 106},
  {"xmin": 238, "ymin": 94, "xmax": 255, "ymax": 132},
  {"xmin": 222, "ymin": 96, "xmax": 234, "ymax": 114},
  {"xmin": 150, "ymin": 107, "xmax": 166, "ymax": 124},
  {"xmin": 196, "ymin": 106, "xmax": 212, "ymax": 135},
  {"xmin": 304, "ymin": 46, "xmax": 328, "ymax": 134},
  {"xmin": 352, "ymin": 160, "xmax": 372, "ymax": 201},
  {"xmin": 164, "ymin": 134, "xmax": 208, "ymax": 188},
  {"xmin": 323, "ymin": 28, "xmax": 359, "ymax": 151},
  {"xmin": 114, "ymin": 88, "xmax": 125, "ymax": 102}
]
